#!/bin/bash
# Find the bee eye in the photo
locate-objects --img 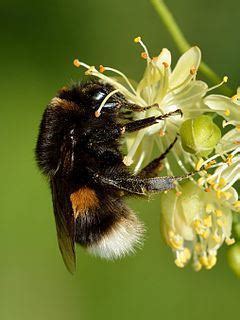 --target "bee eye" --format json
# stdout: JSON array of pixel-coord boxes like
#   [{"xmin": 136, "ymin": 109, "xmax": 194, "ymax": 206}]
[{"xmin": 92, "ymin": 90, "xmax": 106, "ymax": 101}]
